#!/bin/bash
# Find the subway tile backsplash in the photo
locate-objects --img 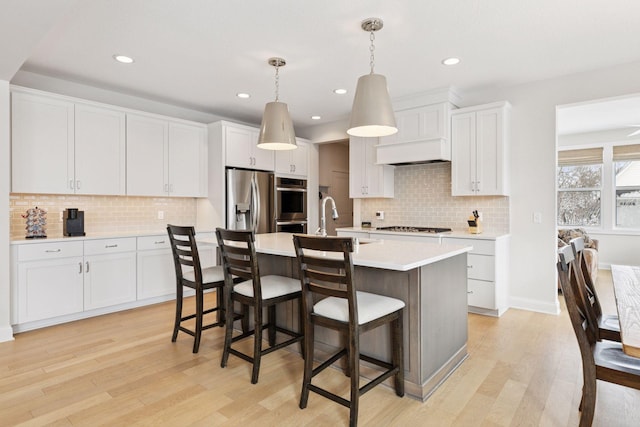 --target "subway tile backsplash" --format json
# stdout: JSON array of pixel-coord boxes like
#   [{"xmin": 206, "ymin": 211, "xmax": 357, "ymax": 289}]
[
  {"xmin": 359, "ymin": 163, "xmax": 510, "ymax": 233},
  {"xmin": 10, "ymin": 194, "xmax": 197, "ymax": 239}
]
